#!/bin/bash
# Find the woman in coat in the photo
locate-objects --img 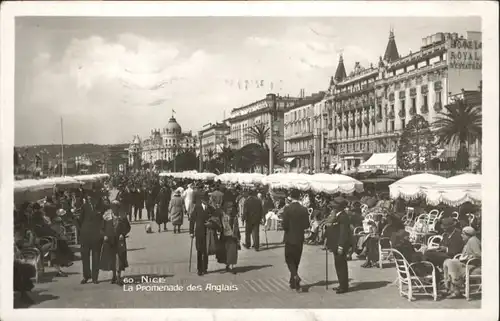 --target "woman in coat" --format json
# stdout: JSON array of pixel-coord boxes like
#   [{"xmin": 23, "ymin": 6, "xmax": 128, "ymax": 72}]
[
  {"xmin": 169, "ymin": 188, "xmax": 185, "ymax": 234},
  {"xmin": 219, "ymin": 195, "xmax": 240, "ymax": 274},
  {"xmin": 100, "ymin": 200, "xmax": 131, "ymax": 285},
  {"xmin": 155, "ymin": 183, "xmax": 171, "ymax": 232}
]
